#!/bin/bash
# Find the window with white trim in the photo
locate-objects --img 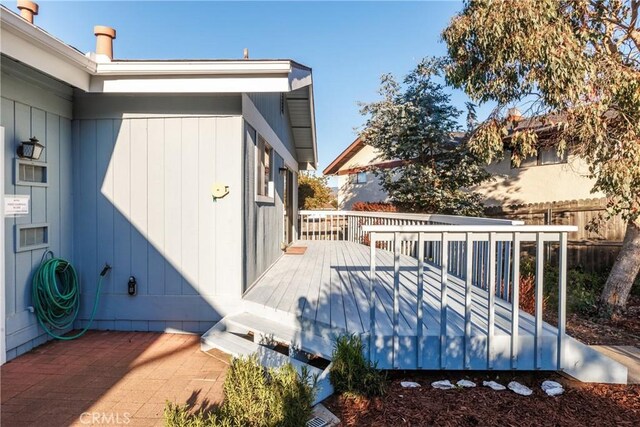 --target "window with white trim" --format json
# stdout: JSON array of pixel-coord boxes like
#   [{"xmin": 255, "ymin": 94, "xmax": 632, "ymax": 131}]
[{"xmin": 257, "ymin": 135, "xmax": 274, "ymax": 198}]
